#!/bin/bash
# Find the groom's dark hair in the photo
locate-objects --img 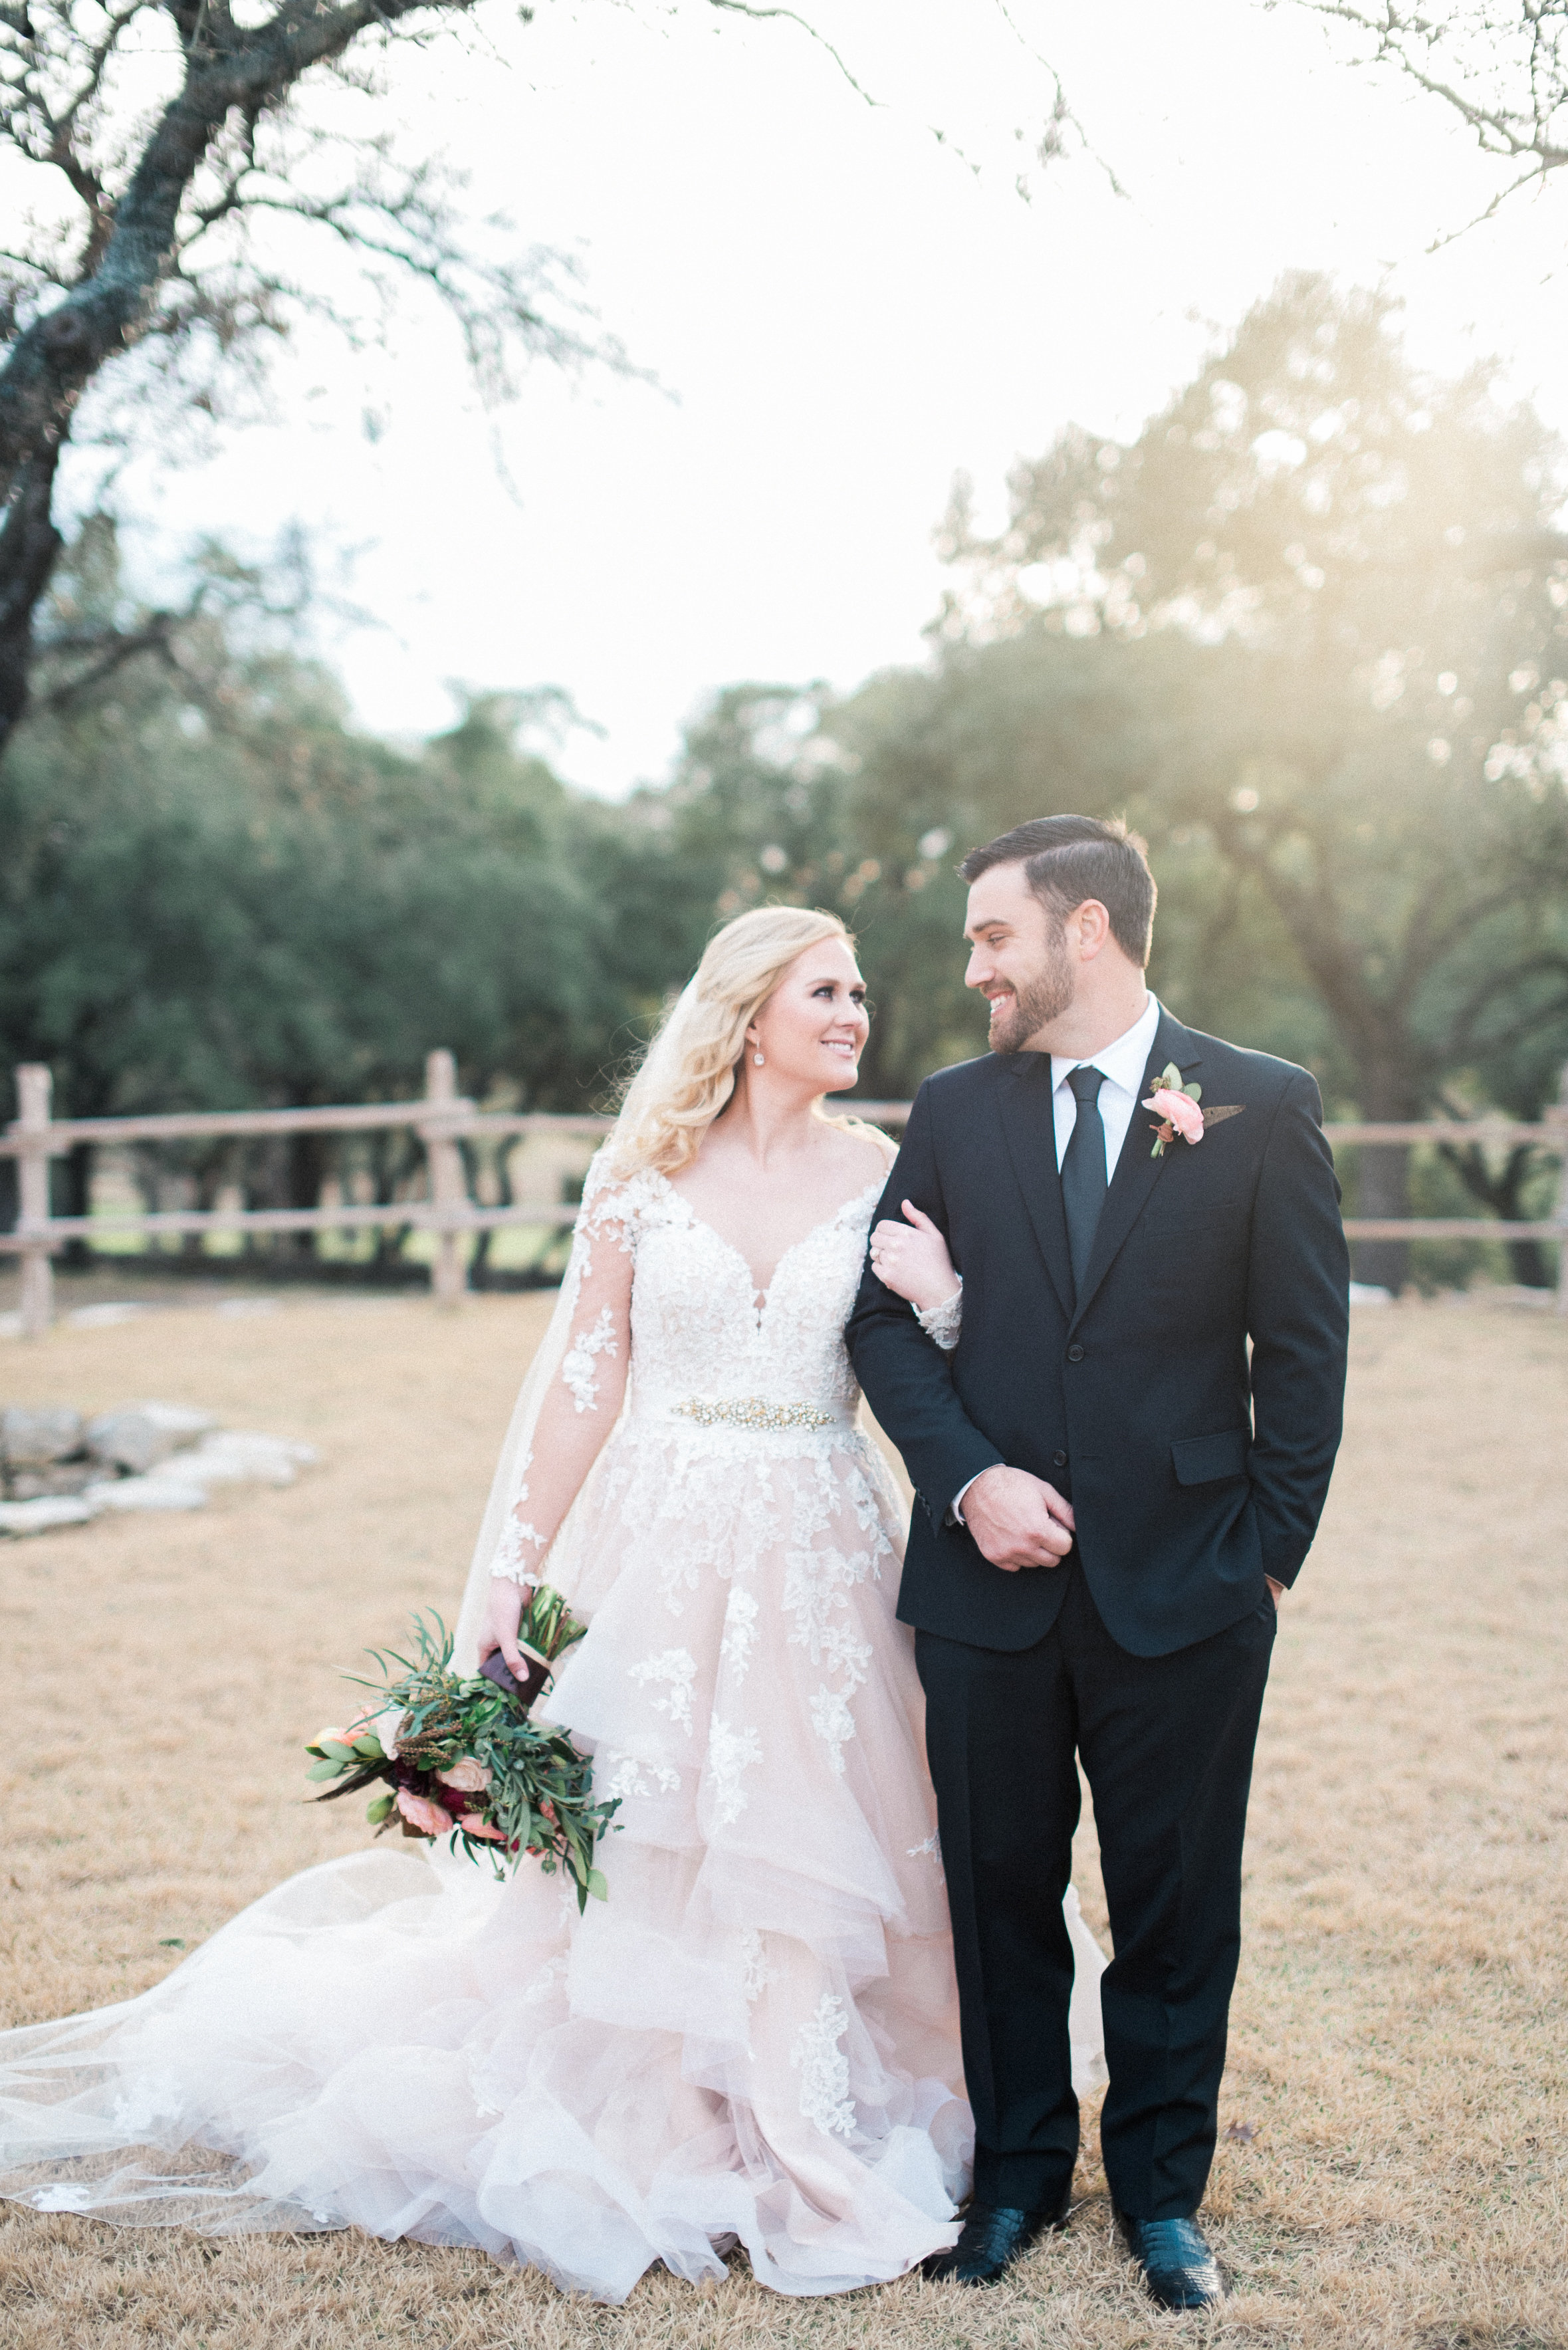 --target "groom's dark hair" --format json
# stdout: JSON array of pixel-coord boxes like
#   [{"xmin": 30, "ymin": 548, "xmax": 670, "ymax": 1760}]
[{"xmin": 958, "ymin": 814, "xmax": 1156, "ymax": 967}]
